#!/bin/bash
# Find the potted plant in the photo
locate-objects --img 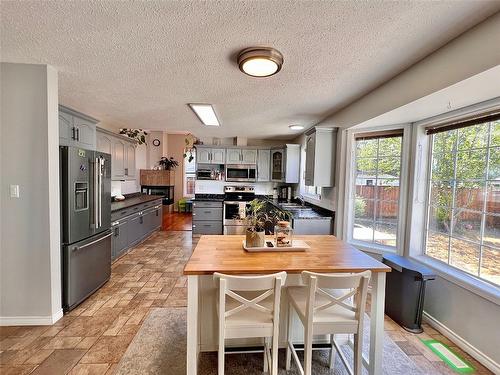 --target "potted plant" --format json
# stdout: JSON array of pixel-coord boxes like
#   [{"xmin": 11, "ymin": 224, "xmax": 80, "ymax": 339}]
[
  {"xmin": 158, "ymin": 156, "xmax": 179, "ymax": 170},
  {"xmin": 244, "ymin": 199, "xmax": 291, "ymax": 248}
]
